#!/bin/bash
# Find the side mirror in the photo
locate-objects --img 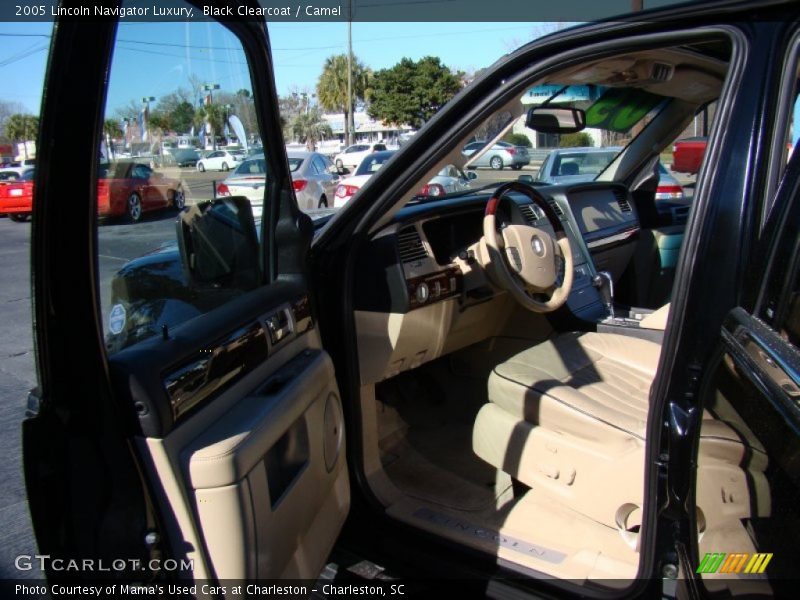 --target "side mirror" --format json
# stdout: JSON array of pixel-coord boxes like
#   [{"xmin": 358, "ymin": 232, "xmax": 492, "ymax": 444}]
[
  {"xmin": 467, "ymin": 171, "xmax": 478, "ymax": 180},
  {"xmin": 337, "ymin": 166, "xmax": 350, "ymax": 176},
  {"xmin": 517, "ymin": 174, "xmax": 534, "ymax": 184},
  {"xmin": 176, "ymin": 197, "xmax": 260, "ymax": 290},
  {"xmin": 526, "ymin": 106, "xmax": 586, "ymax": 134}
]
